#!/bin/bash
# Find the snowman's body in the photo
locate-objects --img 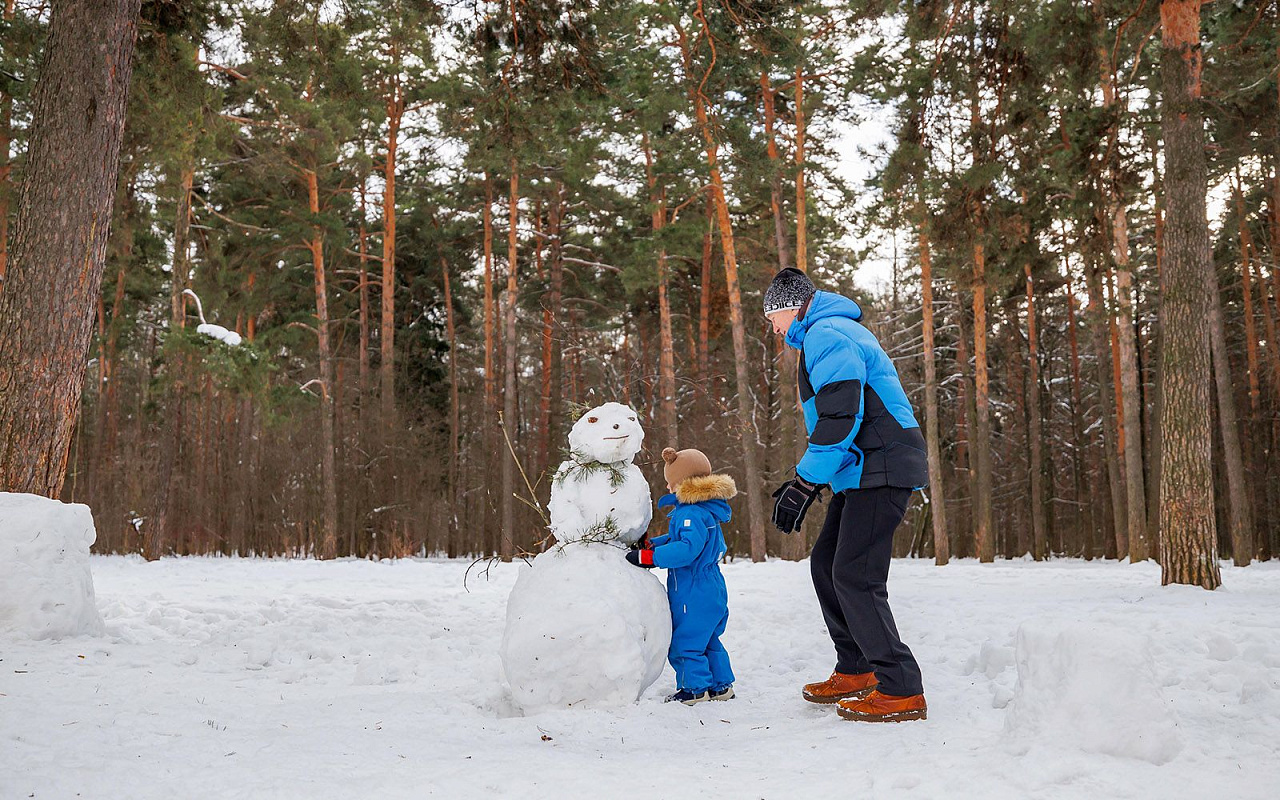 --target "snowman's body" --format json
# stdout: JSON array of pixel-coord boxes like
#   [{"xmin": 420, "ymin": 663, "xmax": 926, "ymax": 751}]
[{"xmin": 501, "ymin": 403, "xmax": 672, "ymax": 712}]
